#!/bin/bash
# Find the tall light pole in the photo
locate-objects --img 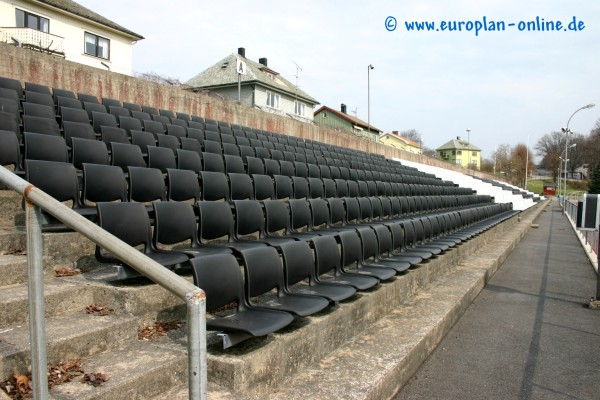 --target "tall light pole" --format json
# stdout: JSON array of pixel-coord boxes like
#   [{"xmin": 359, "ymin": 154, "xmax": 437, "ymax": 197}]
[
  {"xmin": 561, "ymin": 103, "xmax": 595, "ymax": 203},
  {"xmin": 525, "ymin": 135, "xmax": 530, "ymax": 190},
  {"xmin": 466, "ymin": 128, "xmax": 471, "ymax": 169},
  {"xmin": 367, "ymin": 64, "xmax": 374, "ymax": 141}
]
